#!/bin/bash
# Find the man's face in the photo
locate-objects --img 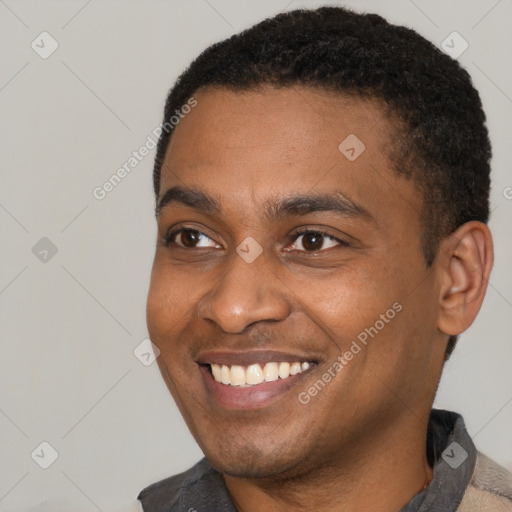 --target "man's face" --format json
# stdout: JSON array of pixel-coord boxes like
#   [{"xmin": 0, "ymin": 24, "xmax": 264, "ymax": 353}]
[{"xmin": 146, "ymin": 86, "xmax": 446, "ymax": 479}]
